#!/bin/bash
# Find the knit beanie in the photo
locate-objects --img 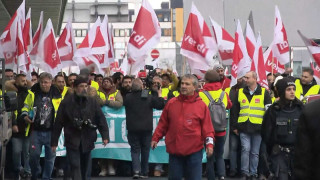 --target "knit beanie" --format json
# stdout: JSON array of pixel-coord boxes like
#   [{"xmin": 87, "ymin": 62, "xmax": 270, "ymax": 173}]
[
  {"xmin": 204, "ymin": 70, "xmax": 221, "ymax": 83},
  {"xmin": 275, "ymin": 77, "xmax": 295, "ymax": 98},
  {"xmin": 74, "ymin": 77, "xmax": 88, "ymax": 87}
]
